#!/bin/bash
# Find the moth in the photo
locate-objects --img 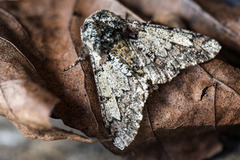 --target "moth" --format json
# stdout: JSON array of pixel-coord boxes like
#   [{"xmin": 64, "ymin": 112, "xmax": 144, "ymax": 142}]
[{"xmin": 78, "ymin": 10, "xmax": 221, "ymax": 150}]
